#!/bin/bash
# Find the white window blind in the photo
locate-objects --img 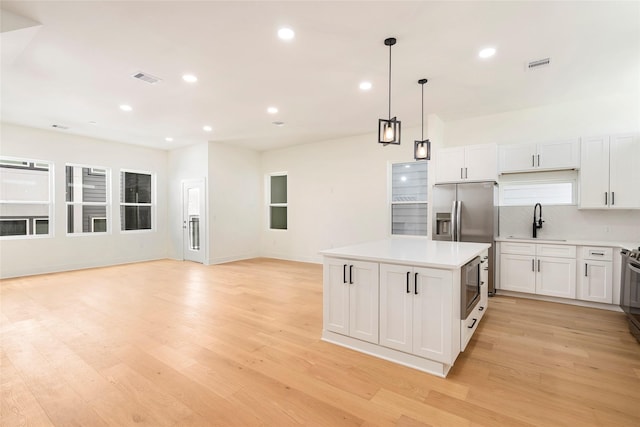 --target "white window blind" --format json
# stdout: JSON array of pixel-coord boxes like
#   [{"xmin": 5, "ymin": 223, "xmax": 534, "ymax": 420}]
[{"xmin": 390, "ymin": 162, "xmax": 428, "ymax": 236}]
